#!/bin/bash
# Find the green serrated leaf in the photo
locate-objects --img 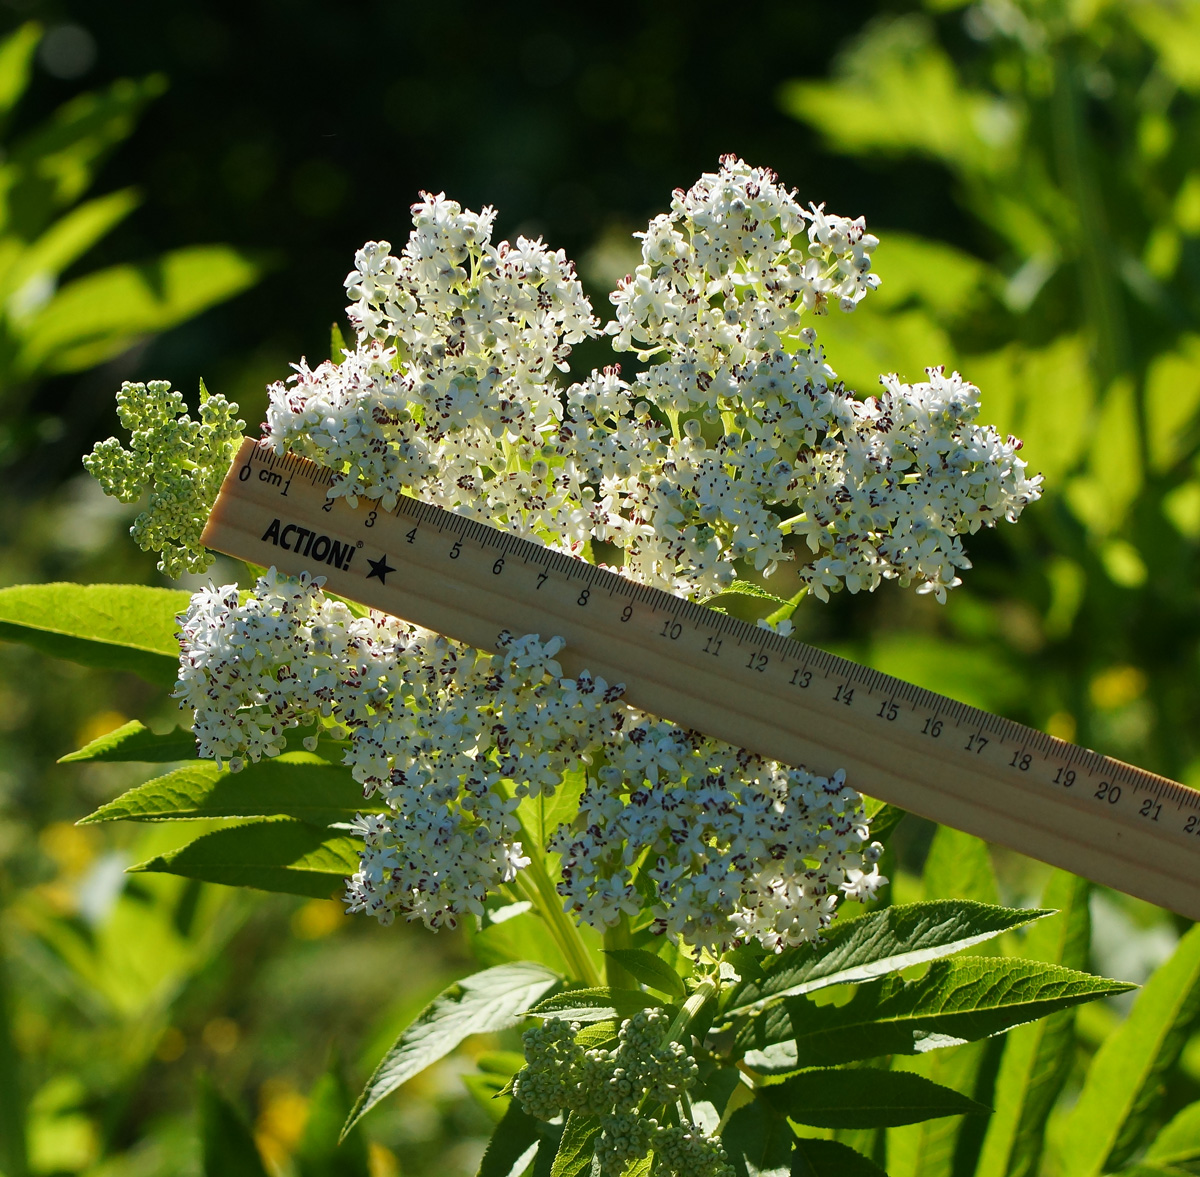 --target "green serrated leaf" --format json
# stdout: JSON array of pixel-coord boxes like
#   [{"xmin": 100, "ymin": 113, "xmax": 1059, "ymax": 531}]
[
  {"xmin": 549, "ymin": 1111, "xmax": 601, "ymax": 1177},
  {"xmin": 59, "ymin": 719, "xmax": 196, "ymax": 763},
  {"xmin": 764, "ymin": 1067, "xmax": 988, "ymax": 1128},
  {"xmin": 128, "ymin": 818, "xmax": 361, "ymax": 898},
  {"xmin": 738, "ymin": 957, "xmax": 1133, "ymax": 1069},
  {"xmin": 531, "ymin": 987, "xmax": 665, "ymax": 1023},
  {"xmin": 82, "ymin": 753, "xmax": 382, "ymax": 826},
  {"xmin": 575, "ymin": 1020, "xmax": 620, "ymax": 1051},
  {"xmin": 702, "ymin": 582, "xmax": 789, "ymax": 607},
  {"xmin": 0, "ymin": 582, "xmax": 187, "ymax": 685},
  {"xmin": 601, "ymin": 948, "xmax": 687, "ymax": 998},
  {"xmin": 791, "ymin": 1136, "xmax": 888, "ymax": 1177},
  {"xmin": 887, "ymin": 1038, "xmax": 1000, "ymax": 1177},
  {"xmin": 723, "ymin": 902, "xmax": 1051, "ymax": 1017},
  {"xmin": 343, "ymin": 962, "xmax": 561, "ymax": 1137},
  {"xmin": 1056, "ymin": 923, "xmax": 1200, "ymax": 1177},
  {"xmin": 975, "ymin": 871, "xmax": 1091, "ymax": 1177},
  {"xmin": 479, "ymin": 1097, "xmax": 542, "ymax": 1177},
  {"xmin": 198, "ymin": 1074, "xmax": 270, "ymax": 1177}
]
